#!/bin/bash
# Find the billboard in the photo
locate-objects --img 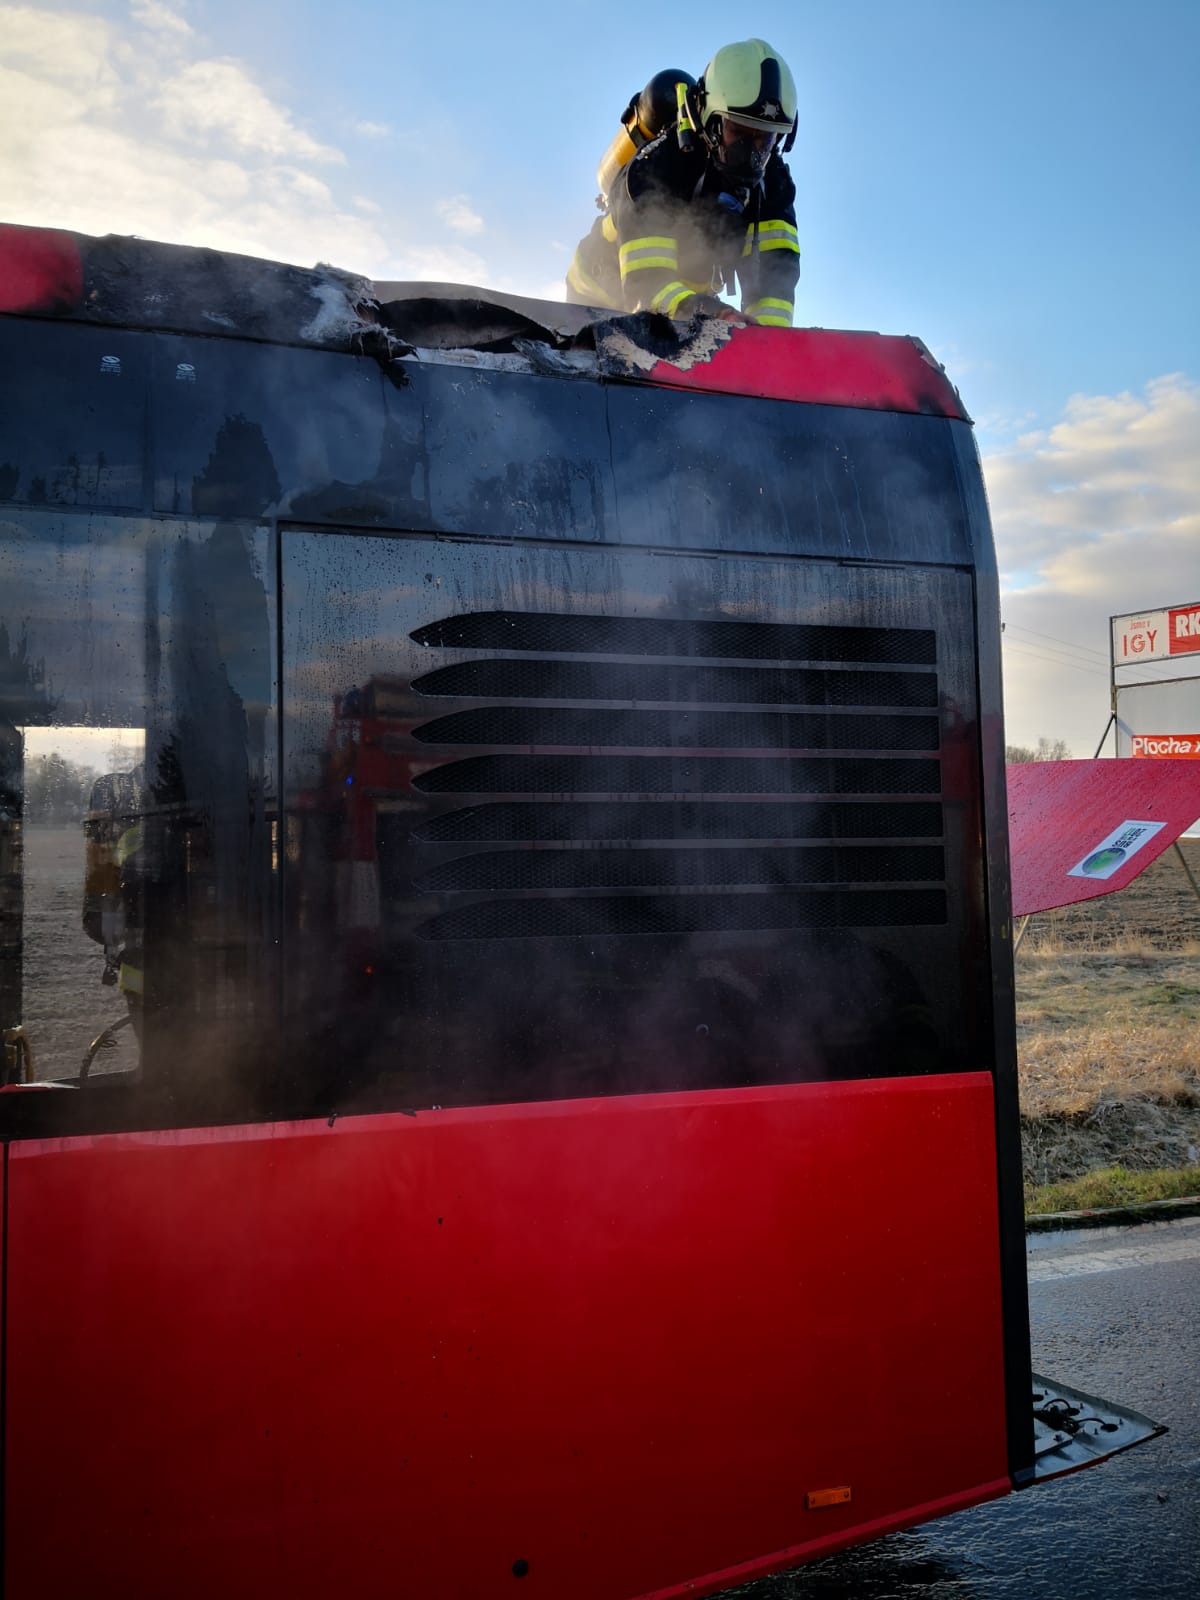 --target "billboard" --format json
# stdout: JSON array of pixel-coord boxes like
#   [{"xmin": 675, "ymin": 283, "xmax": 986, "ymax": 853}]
[
  {"xmin": 1111, "ymin": 602, "xmax": 1200, "ymax": 664},
  {"xmin": 1111, "ymin": 602, "xmax": 1200, "ymax": 833}
]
